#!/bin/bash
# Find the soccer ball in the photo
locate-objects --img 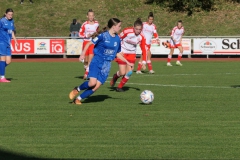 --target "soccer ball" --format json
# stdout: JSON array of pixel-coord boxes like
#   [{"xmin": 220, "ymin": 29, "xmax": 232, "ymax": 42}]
[{"xmin": 140, "ymin": 90, "xmax": 154, "ymax": 104}]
